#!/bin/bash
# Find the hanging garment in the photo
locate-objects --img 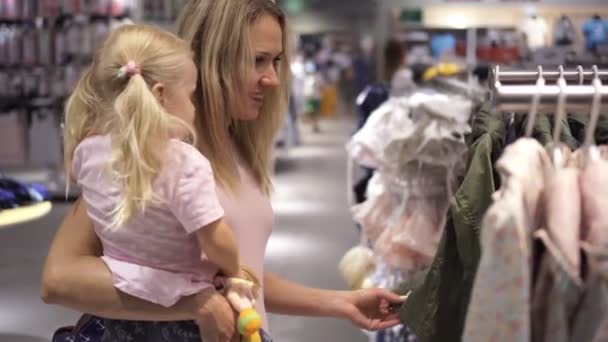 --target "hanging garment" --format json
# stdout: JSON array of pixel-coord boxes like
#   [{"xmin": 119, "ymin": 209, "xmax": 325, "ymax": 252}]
[
  {"xmin": 565, "ymin": 114, "xmax": 608, "ymax": 147},
  {"xmin": 580, "ymin": 157, "xmax": 608, "ymax": 248},
  {"xmin": 542, "ymin": 144, "xmax": 582, "ymax": 279},
  {"xmin": 397, "ymin": 102, "xmax": 507, "ymax": 342},
  {"xmin": 531, "ymin": 230, "xmax": 584, "ymax": 342},
  {"xmin": 570, "ymin": 244, "xmax": 608, "ymax": 342},
  {"xmin": 520, "ymin": 114, "xmax": 581, "ymax": 151},
  {"xmin": 348, "ymin": 91, "xmax": 464, "ymax": 169},
  {"xmin": 393, "ymin": 87, "xmax": 608, "ymax": 341},
  {"xmin": 463, "ymin": 138, "xmax": 550, "ymax": 342},
  {"xmin": 347, "ymin": 97, "xmax": 414, "ymax": 169},
  {"xmin": 352, "ymin": 94, "xmax": 471, "ymax": 281},
  {"xmin": 373, "ymin": 169, "xmax": 450, "ymax": 274},
  {"xmin": 383, "ymin": 99, "xmax": 471, "ymax": 169},
  {"xmin": 352, "ymin": 179, "xmax": 399, "ymax": 244}
]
